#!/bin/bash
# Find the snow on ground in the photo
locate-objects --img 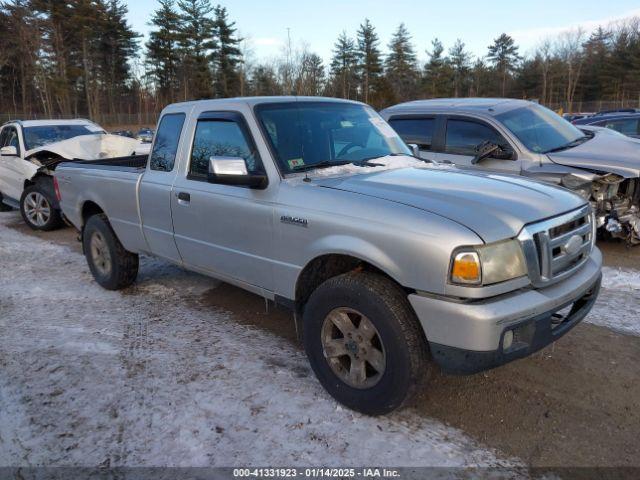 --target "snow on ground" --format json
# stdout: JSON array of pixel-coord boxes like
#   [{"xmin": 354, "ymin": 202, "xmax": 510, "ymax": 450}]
[
  {"xmin": 588, "ymin": 266, "xmax": 640, "ymax": 336},
  {"xmin": 0, "ymin": 212, "xmax": 516, "ymax": 467}
]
